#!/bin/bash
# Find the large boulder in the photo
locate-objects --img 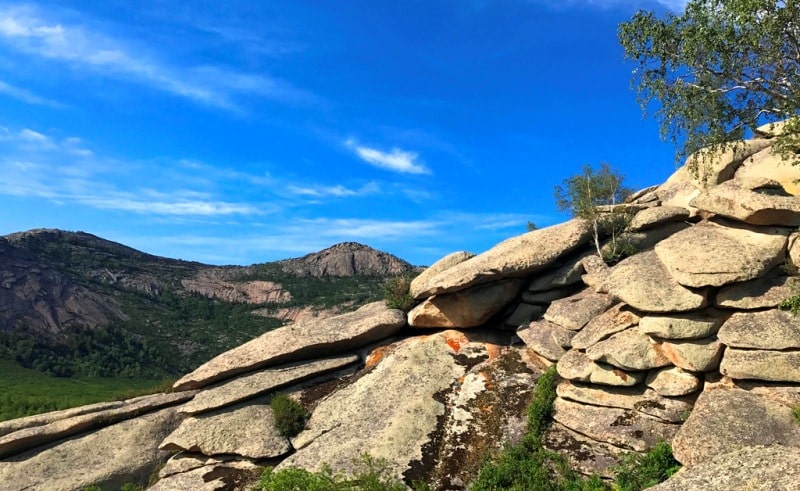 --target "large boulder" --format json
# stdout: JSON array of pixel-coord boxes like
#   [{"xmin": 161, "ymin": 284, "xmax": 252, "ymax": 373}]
[
  {"xmin": 716, "ymin": 275, "xmax": 797, "ymax": 309},
  {"xmin": 407, "ymin": 279, "xmax": 524, "ymax": 328},
  {"xmin": 543, "ymin": 289, "xmax": 616, "ymax": 331},
  {"xmin": 628, "ymin": 206, "xmax": 691, "ymax": 231},
  {"xmin": 654, "ymin": 338, "xmax": 724, "ymax": 372},
  {"xmin": 173, "ymin": 302, "xmax": 406, "ymax": 391},
  {"xmin": 585, "ymin": 329, "xmax": 671, "ymax": 371},
  {"xmin": 517, "ymin": 319, "xmax": 576, "ymax": 361},
  {"xmin": 684, "ymin": 139, "xmax": 773, "ymax": 188},
  {"xmin": 552, "ymin": 398, "xmax": 679, "ymax": 452},
  {"xmin": 720, "ymin": 348, "xmax": 800, "ymax": 382},
  {"xmin": 179, "ymin": 355, "xmax": 359, "ymax": 415},
  {"xmin": 526, "ymin": 251, "xmax": 589, "ymax": 292},
  {"xmin": 645, "ymin": 367, "xmax": 702, "ymax": 397},
  {"xmin": 160, "ymin": 403, "xmax": 290, "ymax": 459},
  {"xmin": 650, "ymin": 445, "xmax": 800, "ymax": 491},
  {"xmin": 671, "ymin": 387, "xmax": 800, "ymax": 467},
  {"xmin": 606, "ymin": 251, "xmax": 708, "ymax": 313},
  {"xmin": 409, "ymin": 251, "xmax": 474, "ymax": 299},
  {"xmin": 638, "ymin": 309, "xmax": 726, "ymax": 340},
  {"xmin": 410, "ymin": 219, "xmax": 592, "ymax": 298},
  {"xmin": 276, "ymin": 331, "xmax": 497, "ymax": 482},
  {"xmin": 0, "ymin": 392, "xmax": 194, "ymax": 459},
  {"xmin": 556, "ymin": 381, "xmax": 693, "ymax": 424},
  {"xmin": 718, "ymin": 309, "xmax": 800, "ymax": 350},
  {"xmin": 690, "ymin": 177, "xmax": 800, "ymax": 226},
  {"xmin": 655, "ymin": 221, "xmax": 788, "ymax": 288},
  {"xmin": 557, "ymin": 349, "xmax": 645, "ymax": 387},
  {"xmin": 0, "ymin": 407, "xmax": 182, "ymax": 491},
  {"xmin": 735, "ymin": 145, "xmax": 800, "ymax": 195},
  {"xmin": 570, "ymin": 304, "xmax": 640, "ymax": 350}
]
